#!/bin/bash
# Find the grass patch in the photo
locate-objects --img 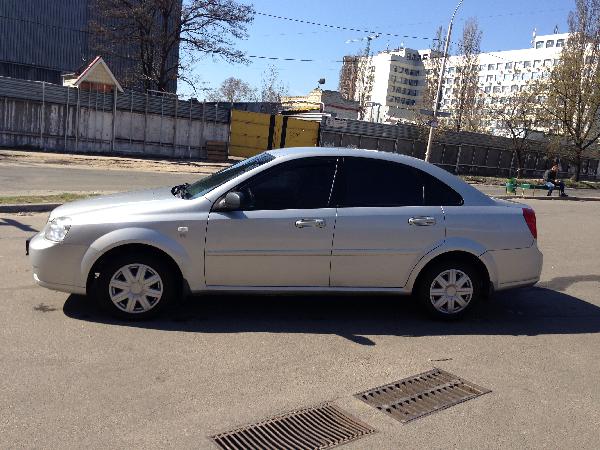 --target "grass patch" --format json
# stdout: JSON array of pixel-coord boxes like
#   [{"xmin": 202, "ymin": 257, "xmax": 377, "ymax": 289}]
[{"xmin": 0, "ymin": 193, "xmax": 96, "ymax": 205}]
